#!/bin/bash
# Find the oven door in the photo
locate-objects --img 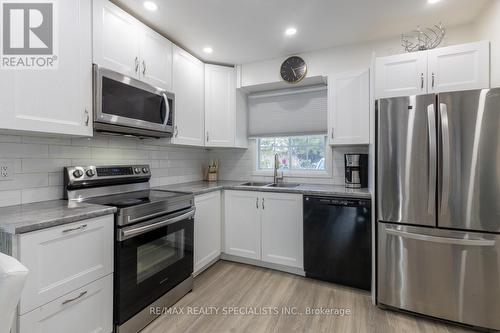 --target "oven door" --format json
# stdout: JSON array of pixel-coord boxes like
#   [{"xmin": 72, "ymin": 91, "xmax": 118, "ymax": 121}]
[
  {"xmin": 115, "ymin": 207, "xmax": 194, "ymax": 325},
  {"xmin": 94, "ymin": 66, "xmax": 174, "ymax": 135}
]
